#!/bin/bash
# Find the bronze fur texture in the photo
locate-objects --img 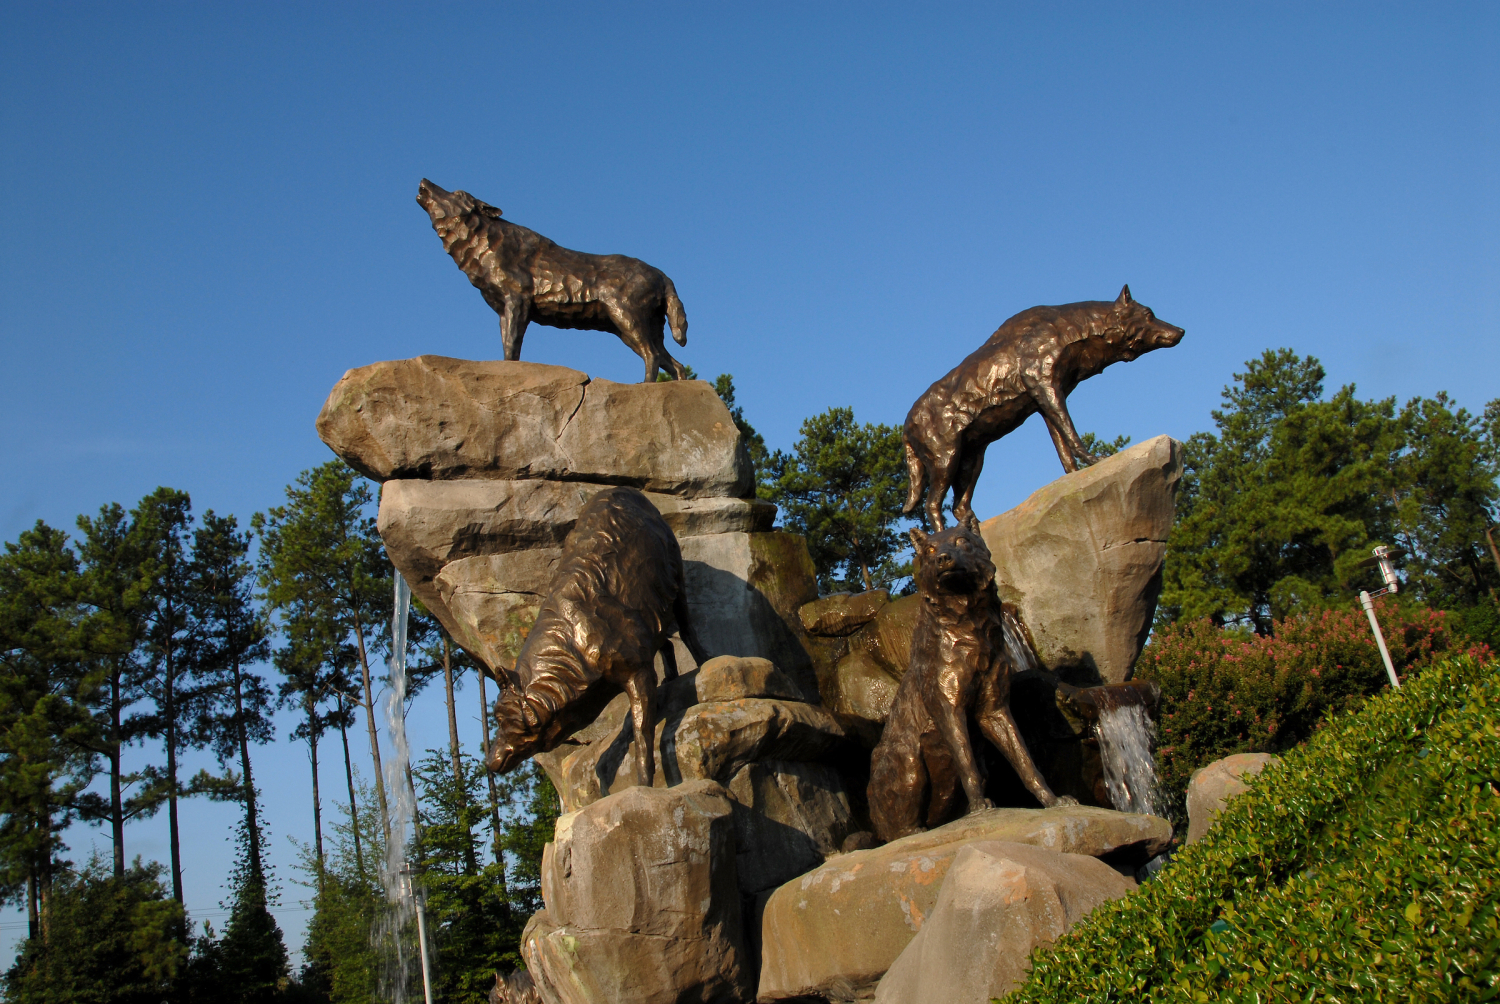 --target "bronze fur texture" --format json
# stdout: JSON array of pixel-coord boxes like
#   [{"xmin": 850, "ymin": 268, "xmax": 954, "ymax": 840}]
[
  {"xmin": 867, "ymin": 517, "xmax": 1075, "ymax": 843},
  {"xmin": 485, "ymin": 487, "xmax": 707, "ymax": 788},
  {"xmin": 903, "ymin": 285, "xmax": 1184, "ymax": 528},
  {"xmin": 417, "ymin": 179, "xmax": 692, "ymax": 382}
]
